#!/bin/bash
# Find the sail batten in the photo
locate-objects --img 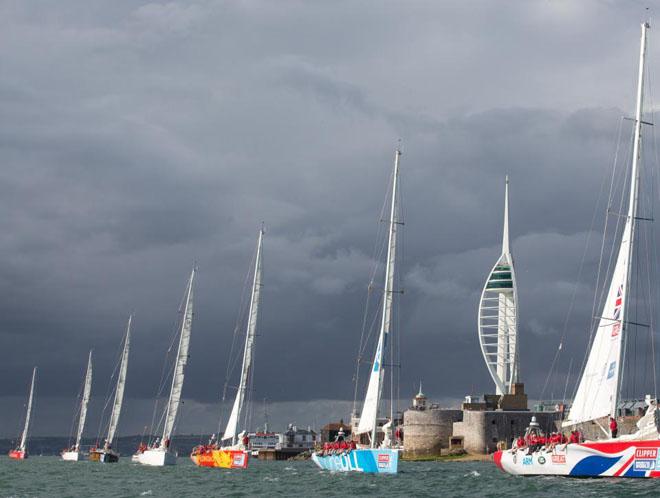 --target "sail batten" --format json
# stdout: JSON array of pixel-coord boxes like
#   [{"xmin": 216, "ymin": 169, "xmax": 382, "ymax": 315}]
[
  {"xmin": 223, "ymin": 229, "xmax": 264, "ymax": 445},
  {"xmin": 564, "ymin": 22, "xmax": 648, "ymax": 428},
  {"xmin": 160, "ymin": 269, "xmax": 195, "ymax": 447},
  {"xmin": 356, "ymin": 150, "xmax": 400, "ymax": 445},
  {"xmin": 106, "ymin": 316, "xmax": 131, "ymax": 446},
  {"xmin": 75, "ymin": 352, "xmax": 93, "ymax": 450}
]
